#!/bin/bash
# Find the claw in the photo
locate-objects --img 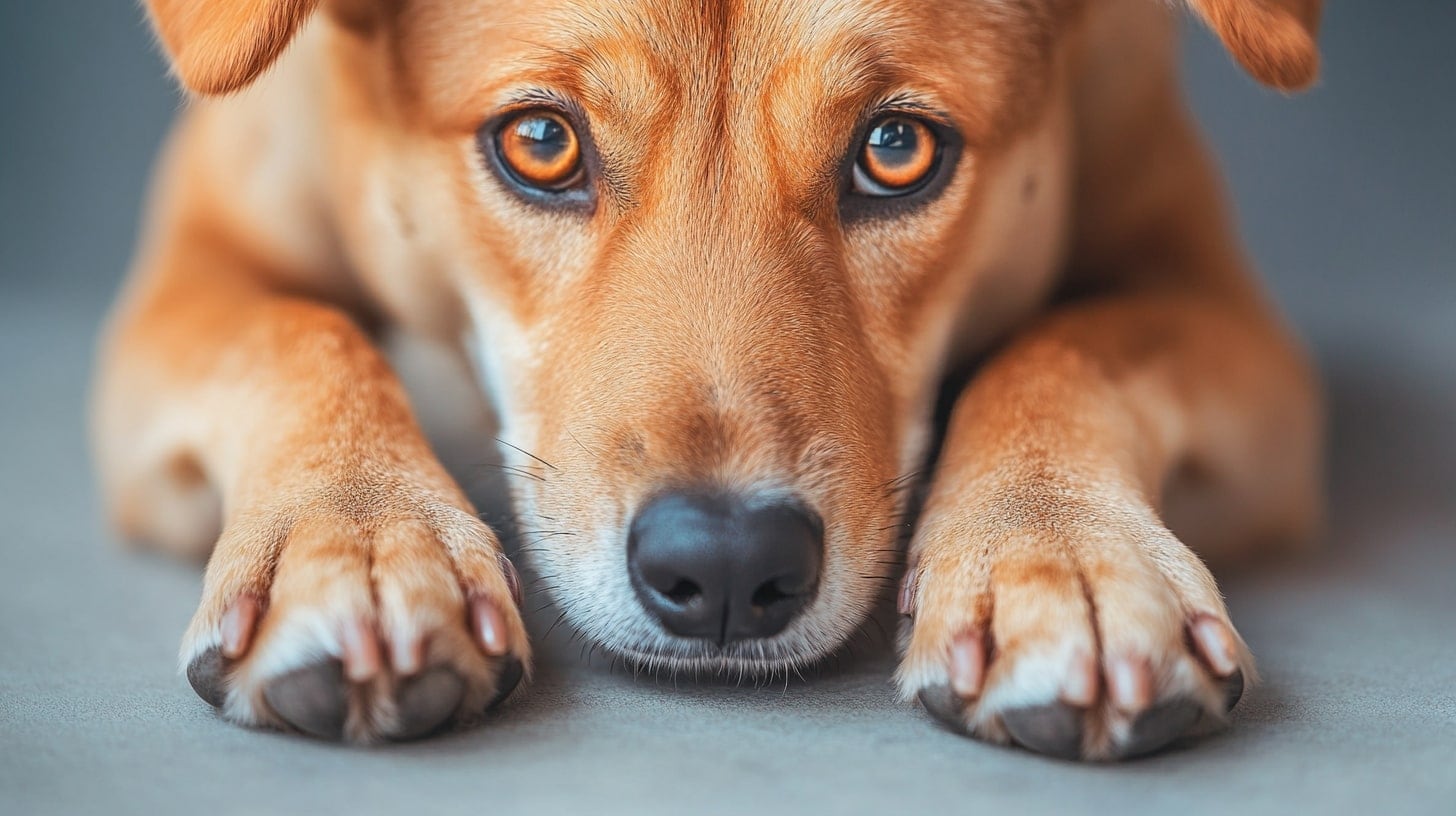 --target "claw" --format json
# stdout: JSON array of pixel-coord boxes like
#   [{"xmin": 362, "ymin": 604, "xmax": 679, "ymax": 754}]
[
  {"xmin": 340, "ymin": 618, "xmax": 382, "ymax": 682},
  {"xmin": 948, "ymin": 629, "xmax": 986, "ymax": 699},
  {"xmin": 1107, "ymin": 655, "xmax": 1153, "ymax": 712},
  {"xmin": 897, "ymin": 566, "xmax": 920, "ymax": 617},
  {"xmin": 391, "ymin": 633, "xmax": 425, "ymax": 677},
  {"xmin": 187, "ymin": 595, "xmax": 260, "ymax": 709},
  {"xmin": 220, "ymin": 594, "xmax": 261, "ymax": 659},
  {"xmin": 470, "ymin": 595, "xmax": 510, "ymax": 657},
  {"xmin": 1060, "ymin": 650, "xmax": 1099, "ymax": 707},
  {"xmin": 497, "ymin": 552, "xmax": 524, "ymax": 609},
  {"xmin": 1189, "ymin": 614, "xmax": 1240, "ymax": 677}
]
